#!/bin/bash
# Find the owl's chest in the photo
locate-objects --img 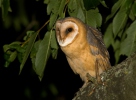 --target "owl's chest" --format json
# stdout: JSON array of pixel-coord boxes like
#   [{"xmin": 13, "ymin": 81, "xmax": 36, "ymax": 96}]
[{"xmin": 66, "ymin": 48, "xmax": 96, "ymax": 81}]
